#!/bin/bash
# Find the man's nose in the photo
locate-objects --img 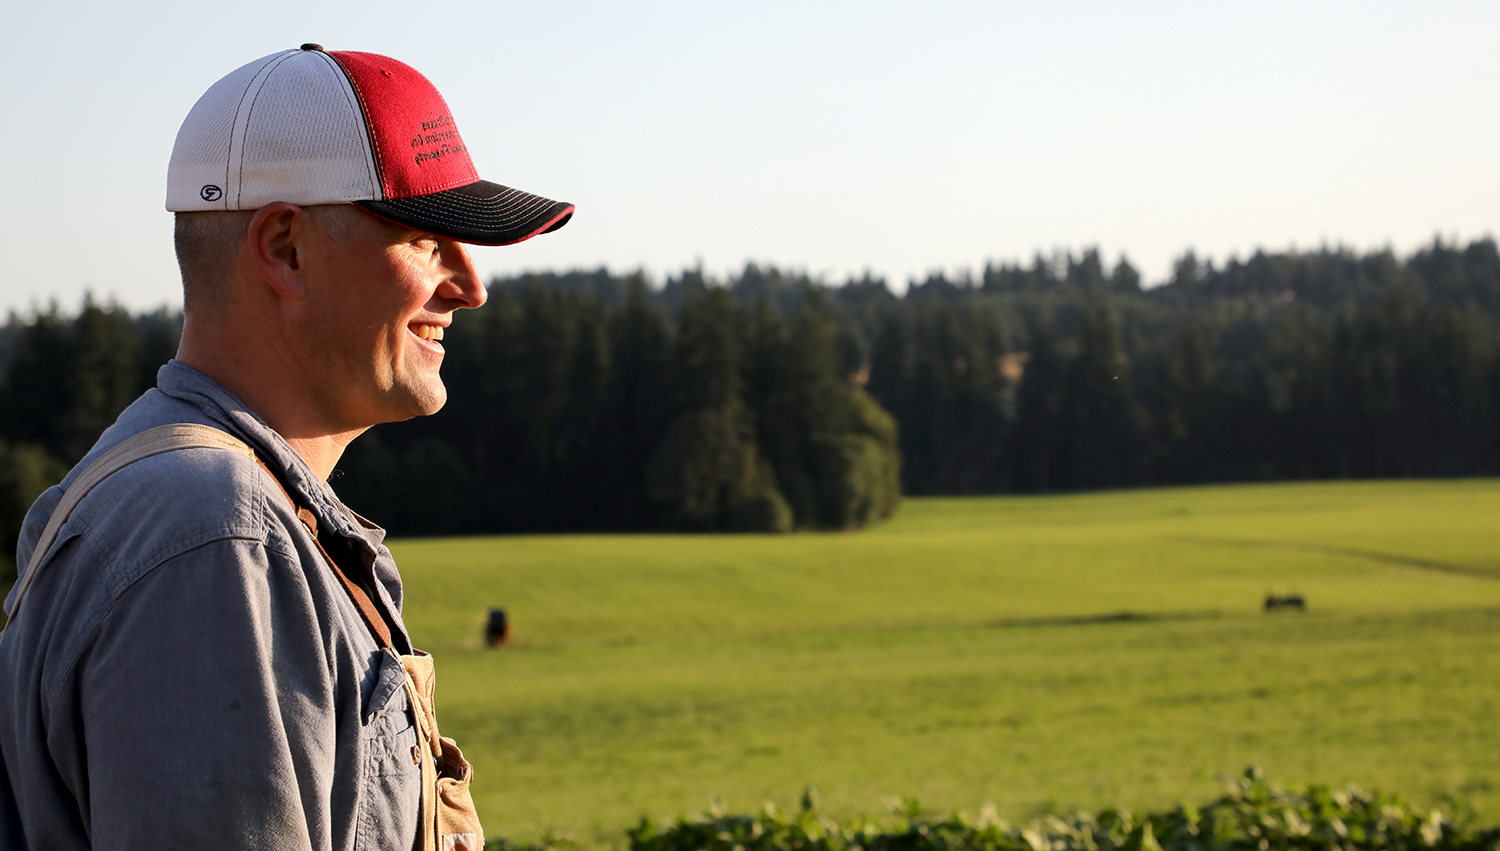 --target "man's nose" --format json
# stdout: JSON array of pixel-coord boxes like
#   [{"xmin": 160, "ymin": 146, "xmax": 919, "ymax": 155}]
[{"xmin": 439, "ymin": 240, "xmax": 487, "ymax": 309}]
